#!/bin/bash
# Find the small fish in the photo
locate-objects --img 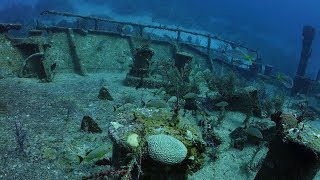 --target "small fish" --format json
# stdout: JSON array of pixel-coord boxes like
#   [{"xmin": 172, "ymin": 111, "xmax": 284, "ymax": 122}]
[
  {"xmin": 277, "ymin": 72, "xmax": 283, "ymax": 80},
  {"xmin": 245, "ymin": 126, "xmax": 263, "ymax": 139},
  {"xmin": 226, "ymin": 48, "xmax": 254, "ymax": 63},
  {"xmin": 276, "ymin": 72, "xmax": 293, "ymax": 89},
  {"xmin": 239, "ymin": 50, "xmax": 254, "ymax": 63},
  {"xmin": 78, "ymin": 144, "xmax": 111, "ymax": 163}
]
